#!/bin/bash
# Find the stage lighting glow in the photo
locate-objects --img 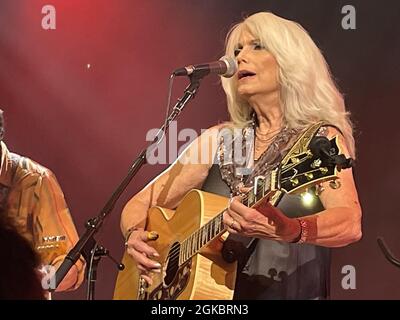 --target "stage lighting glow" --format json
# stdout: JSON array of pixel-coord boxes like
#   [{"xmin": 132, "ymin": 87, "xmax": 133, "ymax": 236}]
[{"xmin": 301, "ymin": 191, "xmax": 315, "ymax": 207}]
